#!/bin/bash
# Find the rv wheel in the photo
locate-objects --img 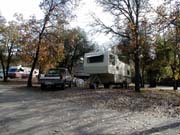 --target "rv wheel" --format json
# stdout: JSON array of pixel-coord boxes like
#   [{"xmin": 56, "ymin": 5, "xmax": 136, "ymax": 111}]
[
  {"xmin": 123, "ymin": 81, "xmax": 128, "ymax": 89},
  {"xmin": 104, "ymin": 84, "xmax": 110, "ymax": 89},
  {"xmin": 90, "ymin": 83, "xmax": 97, "ymax": 89}
]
